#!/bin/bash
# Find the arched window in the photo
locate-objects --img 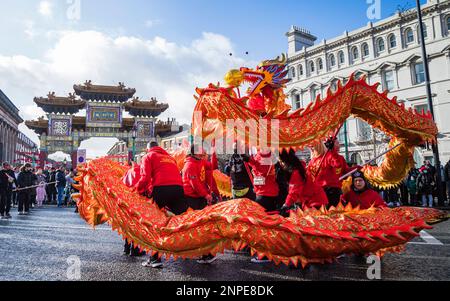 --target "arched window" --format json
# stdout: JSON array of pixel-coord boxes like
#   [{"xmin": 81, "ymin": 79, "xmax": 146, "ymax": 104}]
[
  {"xmin": 447, "ymin": 16, "xmax": 450, "ymax": 31},
  {"xmin": 329, "ymin": 54, "xmax": 336, "ymax": 67},
  {"xmin": 338, "ymin": 51, "xmax": 345, "ymax": 65},
  {"xmin": 352, "ymin": 46, "xmax": 359, "ymax": 61},
  {"xmin": 405, "ymin": 28, "xmax": 414, "ymax": 44},
  {"xmin": 311, "ymin": 85, "xmax": 319, "ymax": 100},
  {"xmin": 377, "ymin": 38, "xmax": 385, "ymax": 53},
  {"xmin": 388, "ymin": 34, "xmax": 397, "ymax": 49},
  {"xmin": 298, "ymin": 64, "xmax": 303, "ymax": 76},
  {"xmin": 309, "ymin": 61, "xmax": 315, "ymax": 73},
  {"xmin": 362, "ymin": 43, "xmax": 370, "ymax": 58},
  {"xmin": 317, "ymin": 58, "xmax": 323, "ymax": 71},
  {"xmin": 418, "ymin": 23, "xmax": 428, "ymax": 40},
  {"xmin": 290, "ymin": 67, "xmax": 296, "ymax": 78},
  {"xmin": 330, "ymin": 80, "xmax": 338, "ymax": 93}
]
